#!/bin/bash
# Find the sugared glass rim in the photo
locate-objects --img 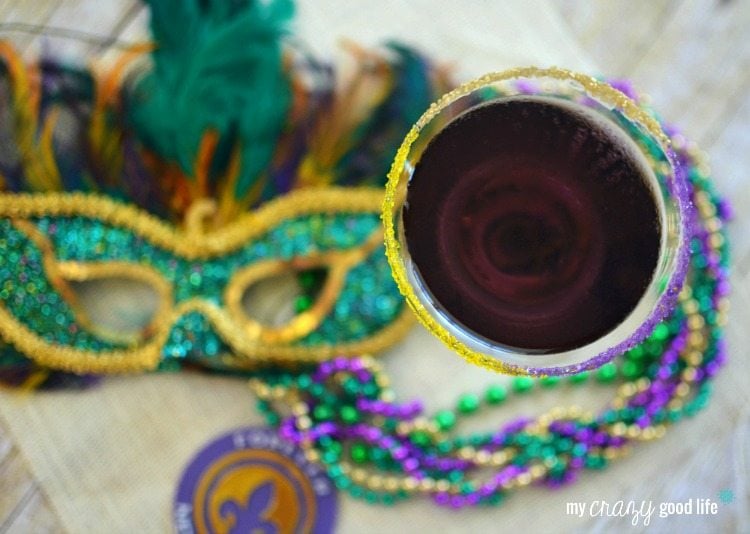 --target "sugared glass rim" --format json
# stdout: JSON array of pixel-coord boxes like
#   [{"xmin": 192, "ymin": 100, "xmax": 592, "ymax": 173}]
[{"xmin": 382, "ymin": 66, "xmax": 692, "ymax": 376}]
